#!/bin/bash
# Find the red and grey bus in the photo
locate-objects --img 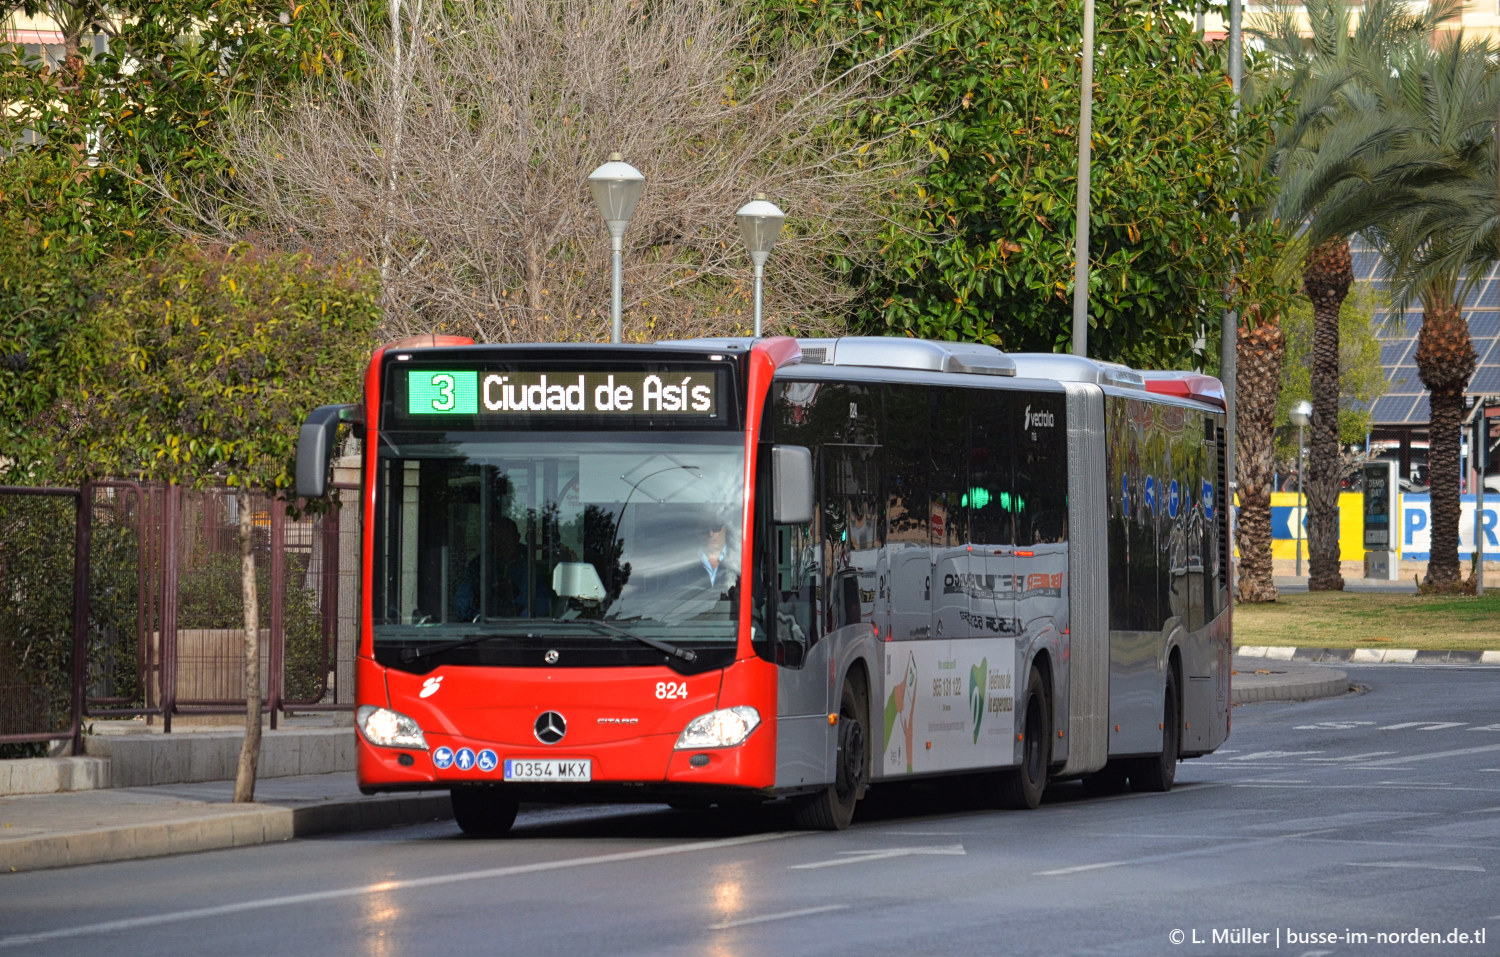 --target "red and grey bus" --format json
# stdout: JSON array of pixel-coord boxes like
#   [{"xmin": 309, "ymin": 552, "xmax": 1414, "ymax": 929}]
[{"xmin": 296, "ymin": 335, "xmax": 1231, "ymax": 834}]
